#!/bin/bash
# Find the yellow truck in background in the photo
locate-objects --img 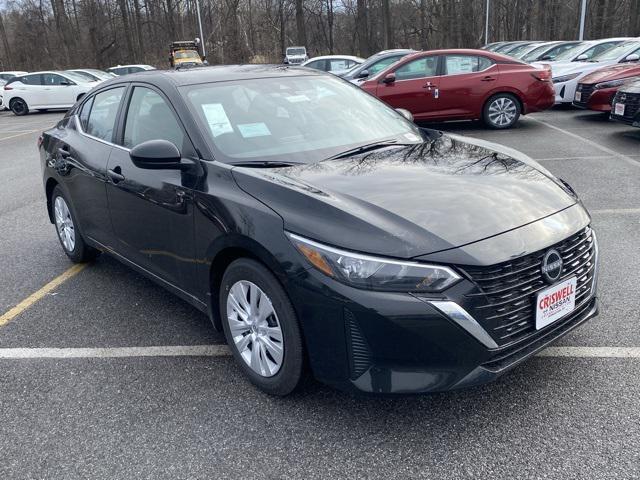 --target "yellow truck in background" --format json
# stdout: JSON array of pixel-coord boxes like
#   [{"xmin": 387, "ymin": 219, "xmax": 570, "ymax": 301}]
[{"xmin": 169, "ymin": 41, "xmax": 204, "ymax": 69}]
